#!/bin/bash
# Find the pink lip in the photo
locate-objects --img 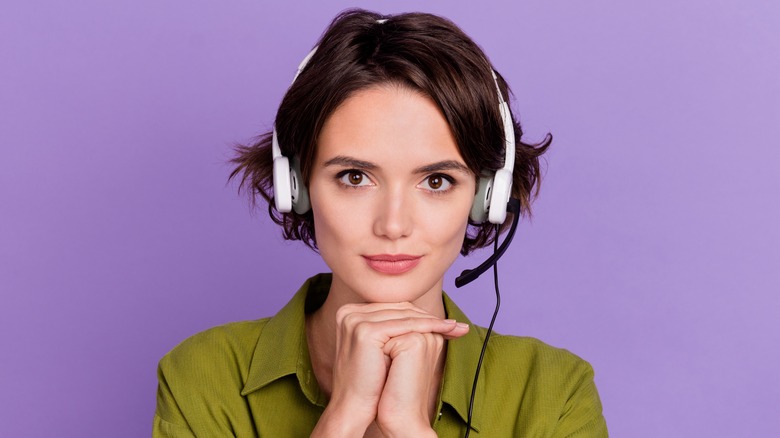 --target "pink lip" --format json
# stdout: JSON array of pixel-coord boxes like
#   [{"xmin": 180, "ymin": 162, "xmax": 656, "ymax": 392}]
[{"xmin": 363, "ymin": 254, "xmax": 422, "ymax": 275}]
